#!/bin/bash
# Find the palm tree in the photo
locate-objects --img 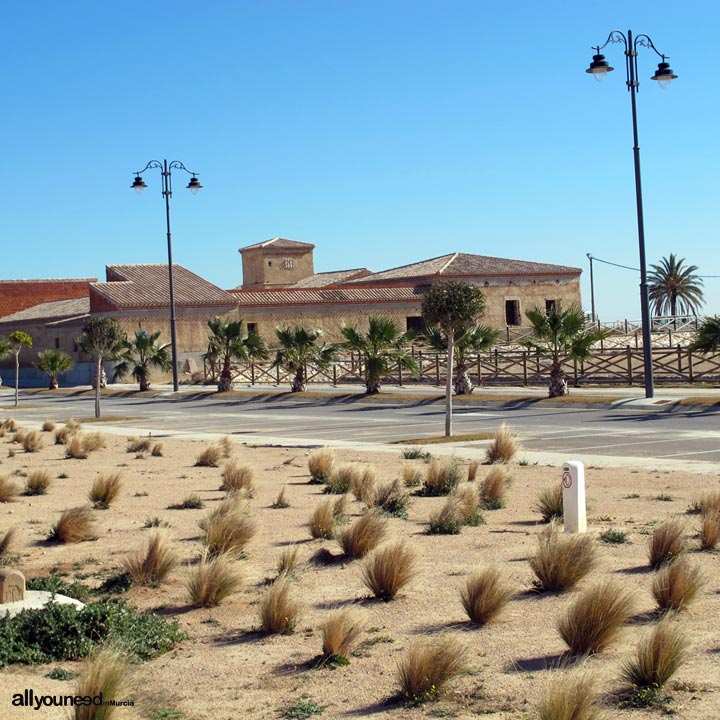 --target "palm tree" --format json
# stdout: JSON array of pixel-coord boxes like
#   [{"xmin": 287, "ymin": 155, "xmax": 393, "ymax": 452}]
[
  {"xmin": 273, "ymin": 326, "xmax": 338, "ymax": 392},
  {"xmin": 113, "ymin": 325, "xmax": 172, "ymax": 391},
  {"xmin": 207, "ymin": 317, "xmax": 268, "ymax": 392},
  {"xmin": 648, "ymin": 254, "xmax": 704, "ymax": 318},
  {"xmin": 8, "ymin": 331, "xmax": 32, "ymax": 407},
  {"xmin": 690, "ymin": 316, "xmax": 720, "ymax": 353},
  {"xmin": 340, "ymin": 316, "xmax": 418, "ymax": 394},
  {"xmin": 524, "ymin": 305, "xmax": 608, "ymax": 397},
  {"xmin": 425, "ymin": 324, "xmax": 499, "ymax": 395},
  {"xmin": 35, "ymin": 349, "xmax": 74, "ymax": 389},
  {"xmin": 77, "ymin": 317, "xmax": 125, "ymax": 418}
]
